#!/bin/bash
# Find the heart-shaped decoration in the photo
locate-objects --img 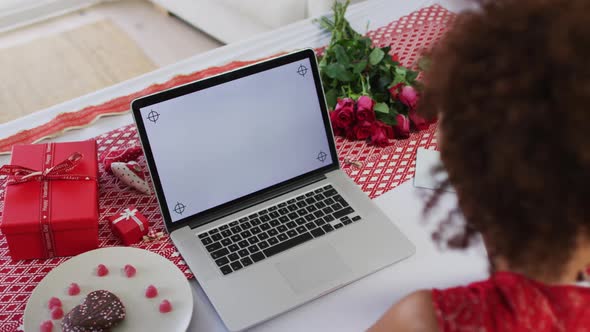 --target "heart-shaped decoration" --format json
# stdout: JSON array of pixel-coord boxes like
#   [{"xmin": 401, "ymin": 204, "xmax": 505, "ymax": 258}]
[
  {"xmin": 111, "ymin": 161, "xmax": 151, "ymax": 195},
  {"xmin": 101, "ymin": 145, "xmax": 143, "ymax": 173},
  {"xmin": 62, "ymin": 290, "xmax": 126, "ymax": 331}
]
